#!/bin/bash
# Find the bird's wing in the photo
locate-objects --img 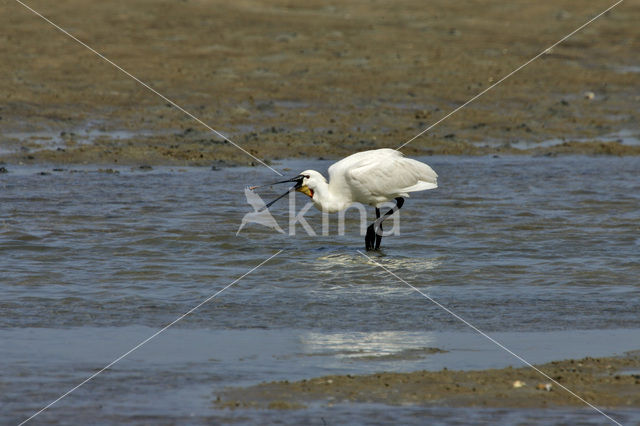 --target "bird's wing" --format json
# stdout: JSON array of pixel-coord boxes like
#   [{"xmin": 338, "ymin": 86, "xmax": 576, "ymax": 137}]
[
  {"xmin": 328, "ymin": 148, "xmax": 400, "ymax": 181},
  {"xmin": 345, "ymin": 151, "xmax": 438, "ymax": 201}
]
